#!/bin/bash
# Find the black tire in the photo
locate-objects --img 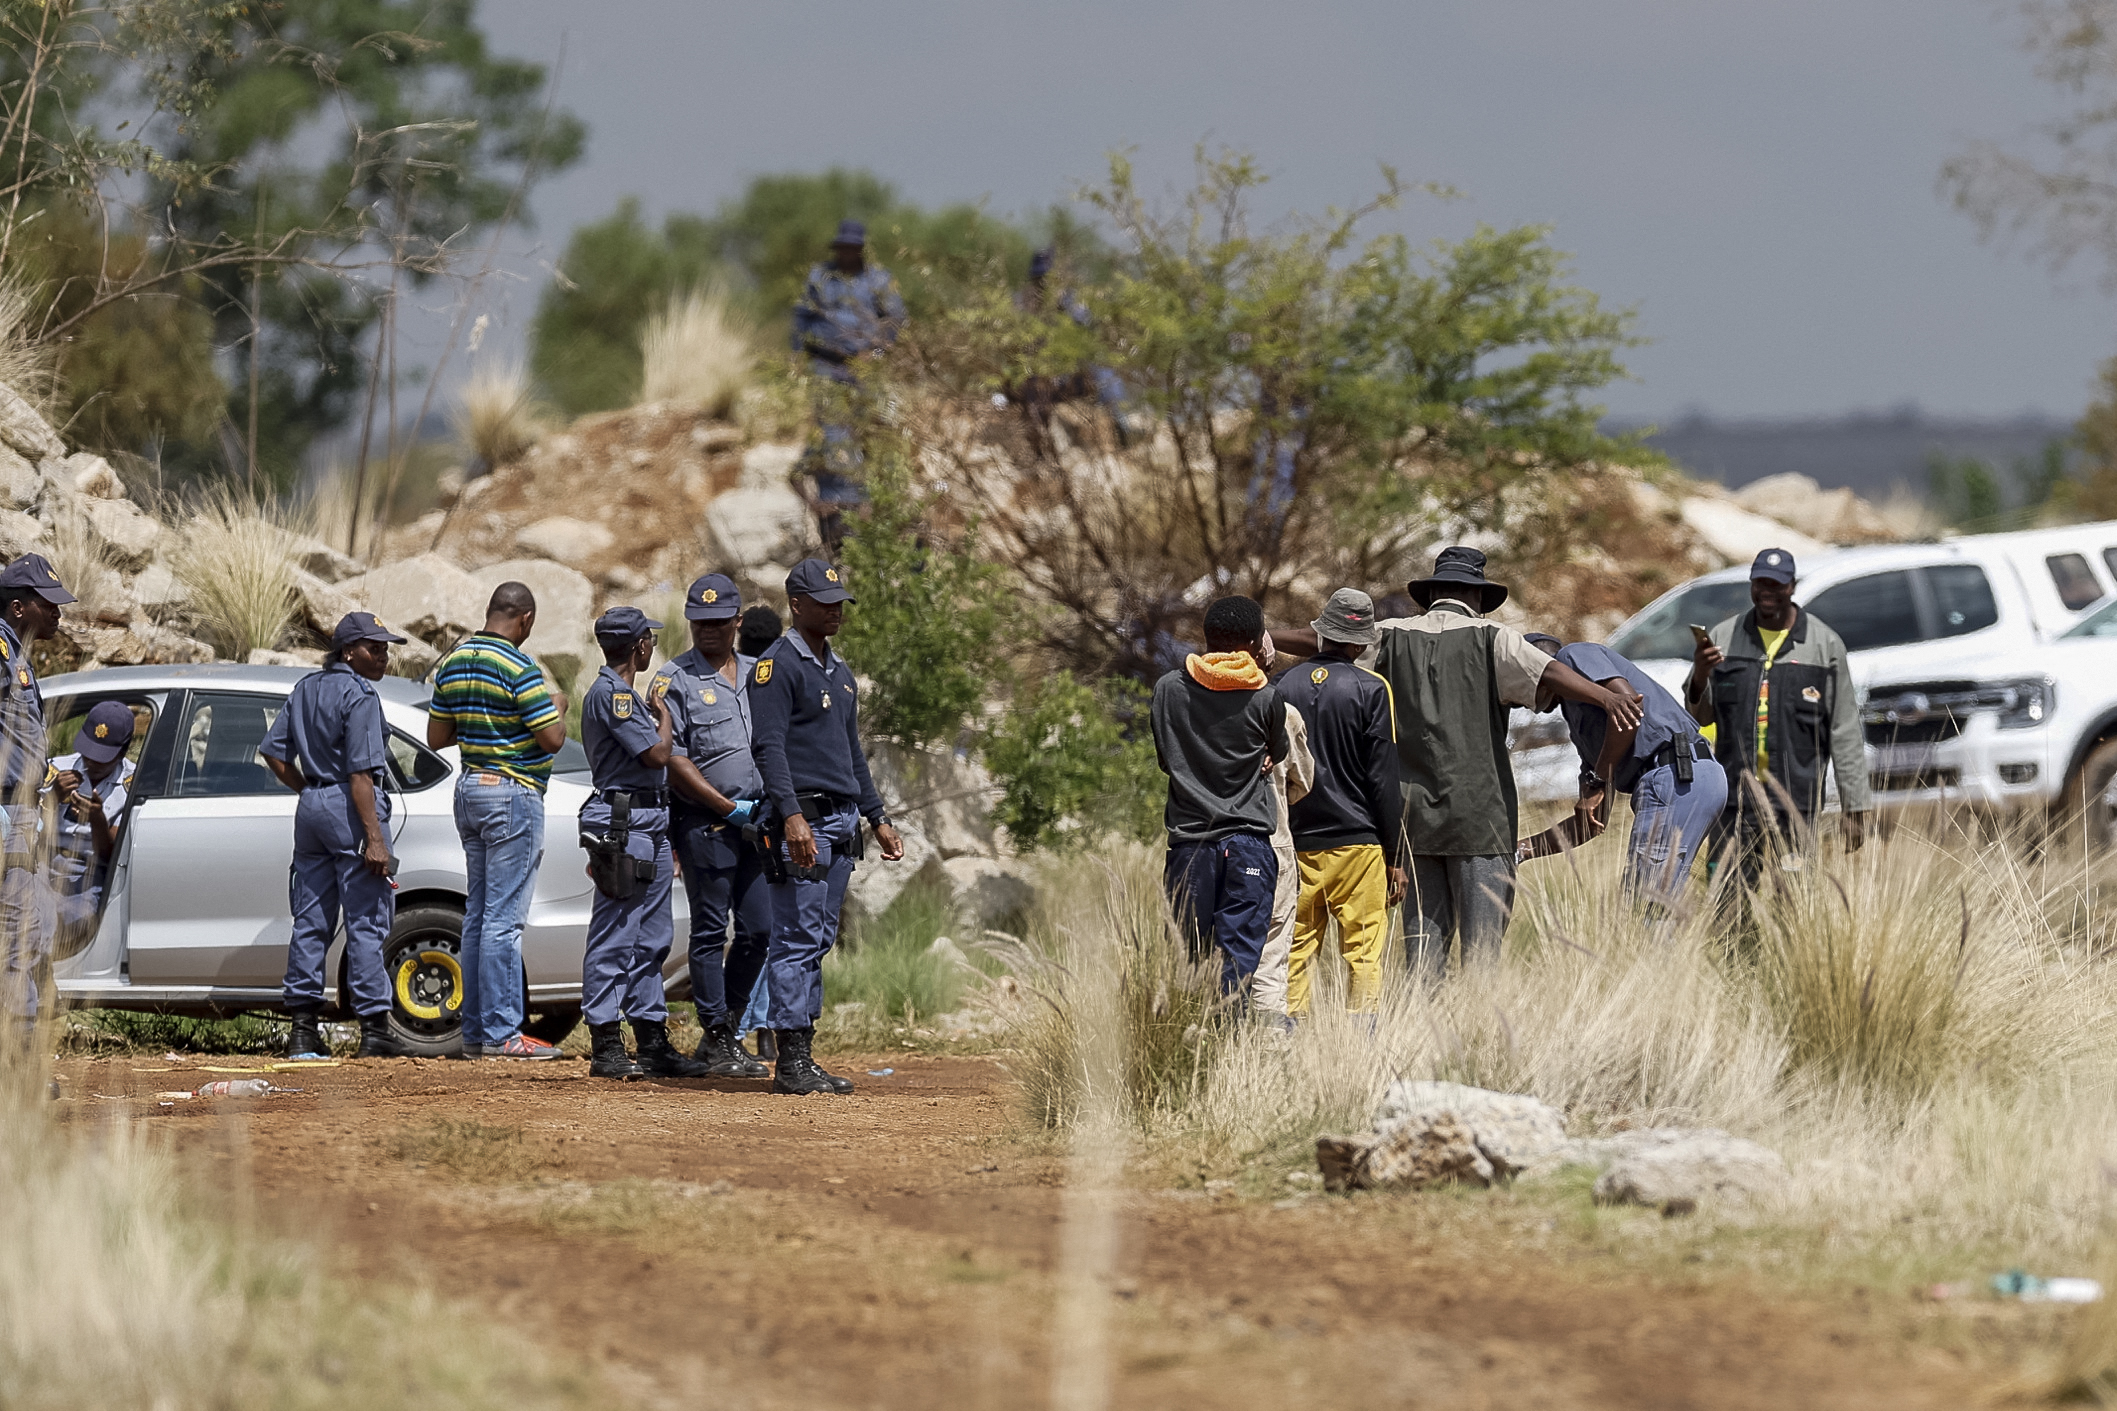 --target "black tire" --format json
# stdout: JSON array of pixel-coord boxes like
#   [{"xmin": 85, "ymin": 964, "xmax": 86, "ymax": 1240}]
[
  {"xmin": 2065, "ymin": 737, "xmax": 2117, "ymax": 853},
  {"xmin": 378, "ymin": 903, "xmax": 467, "ymax": 1057}
]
